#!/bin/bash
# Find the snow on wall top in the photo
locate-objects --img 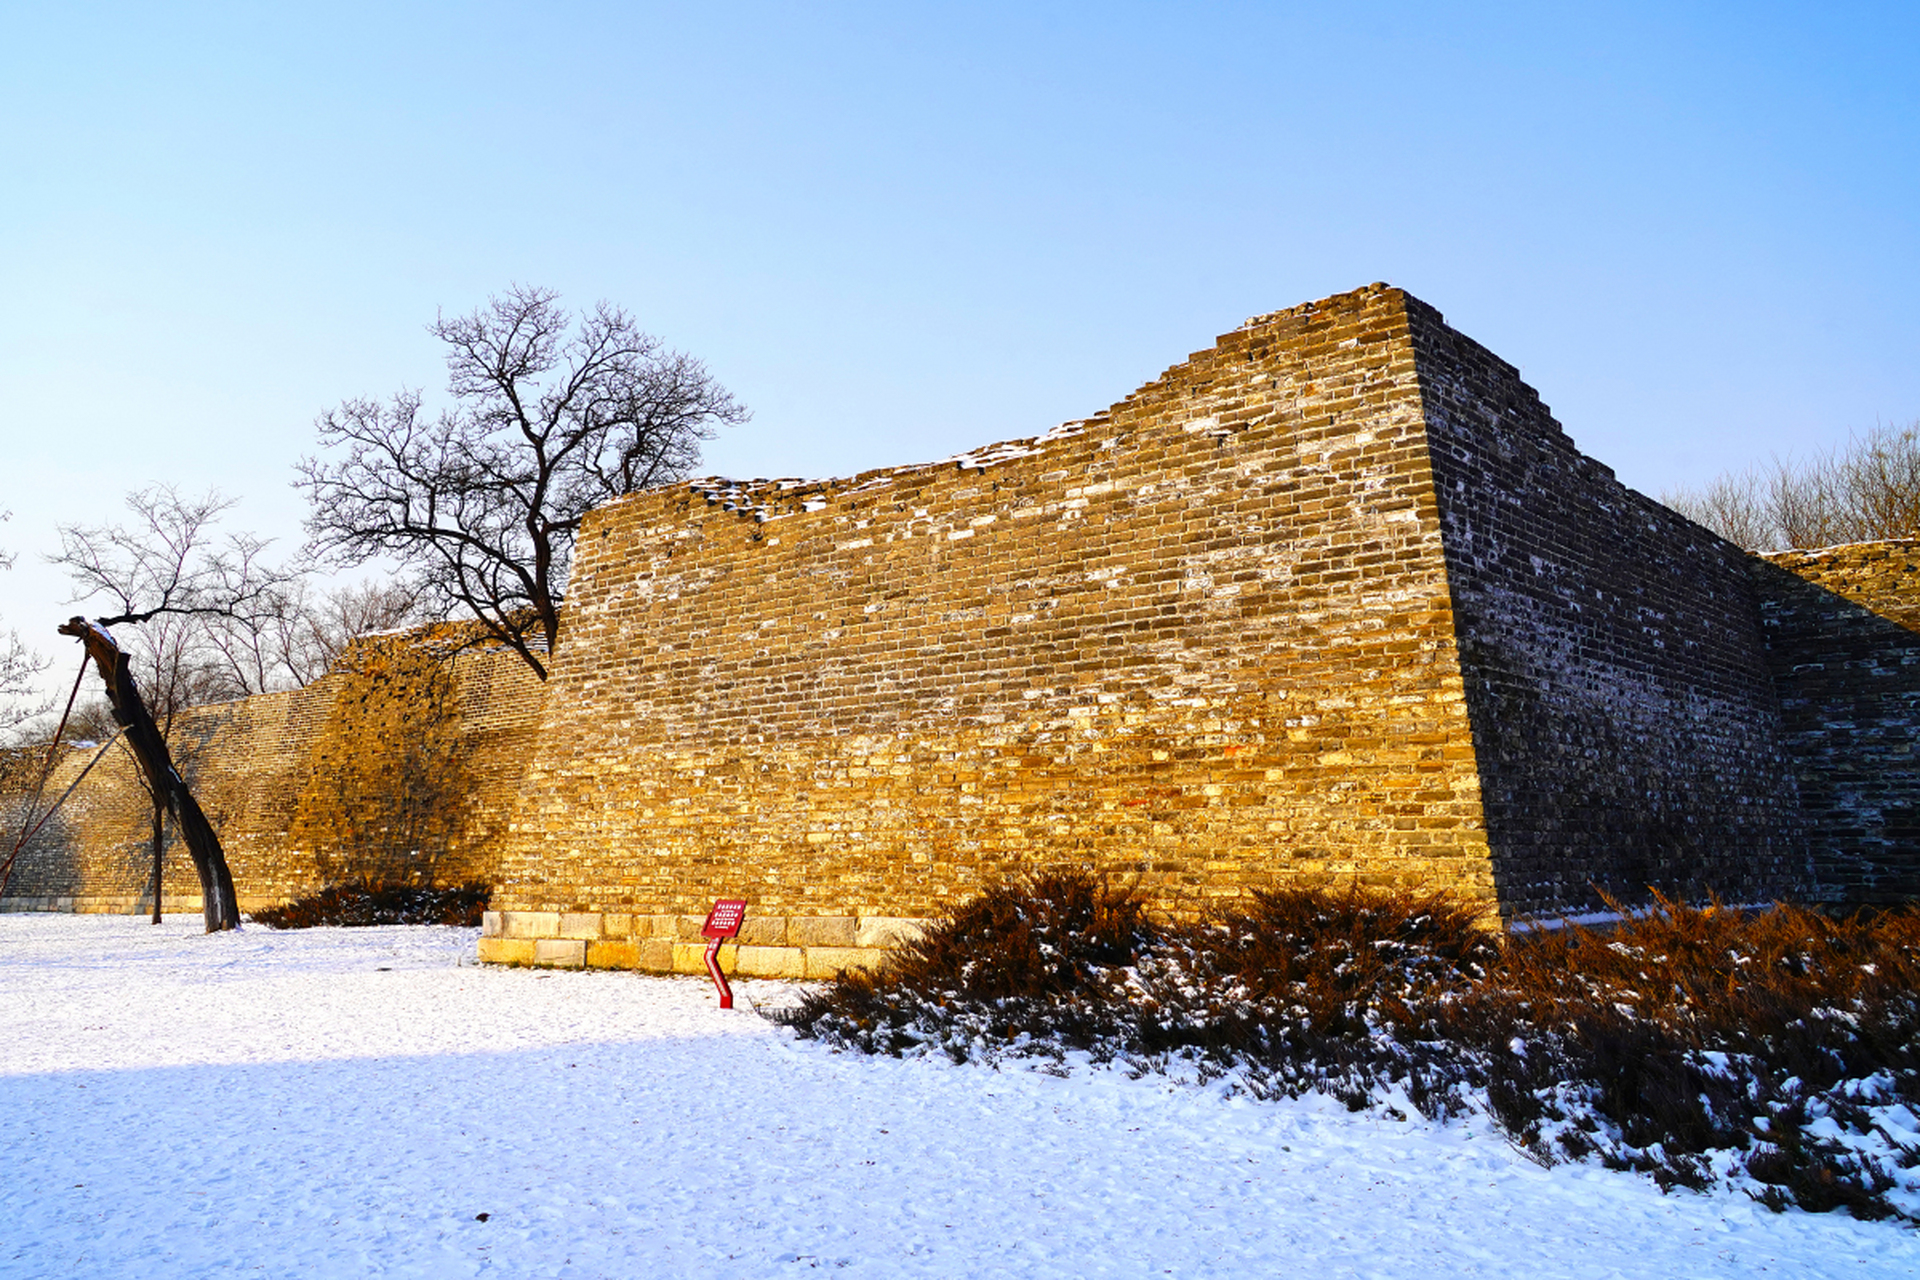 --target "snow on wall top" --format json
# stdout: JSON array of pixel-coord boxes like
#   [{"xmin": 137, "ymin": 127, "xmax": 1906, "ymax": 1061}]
[{"xmin": 682, "ymin": 416, "xmax": 1103, "ymax": 523}]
